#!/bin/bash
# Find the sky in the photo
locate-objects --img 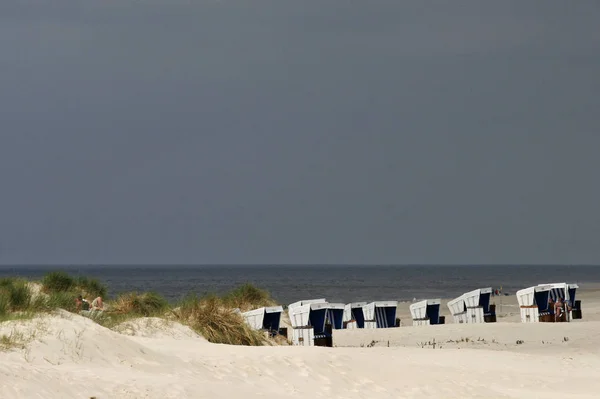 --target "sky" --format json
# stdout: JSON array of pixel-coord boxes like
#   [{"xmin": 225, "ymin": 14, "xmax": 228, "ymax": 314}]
[{"xmin": 1, "ymin": 1, "xmax": 600, "ymax": 265}]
